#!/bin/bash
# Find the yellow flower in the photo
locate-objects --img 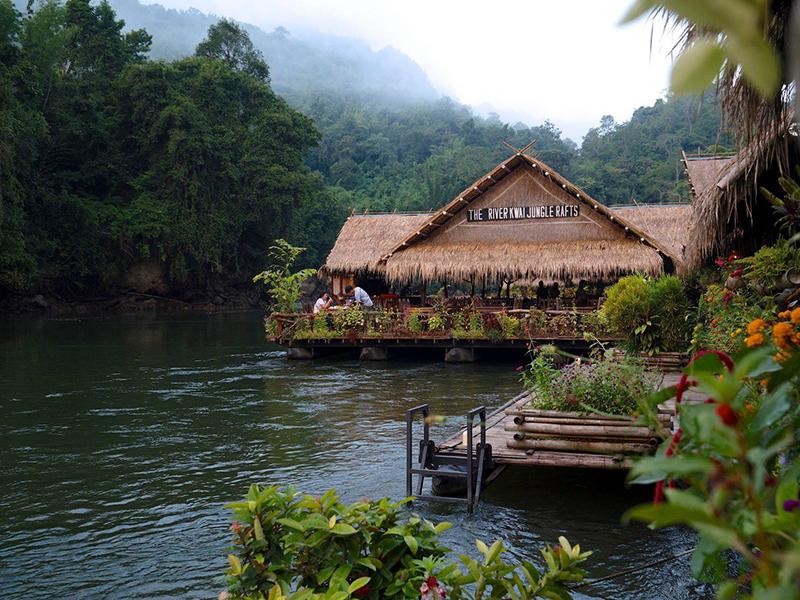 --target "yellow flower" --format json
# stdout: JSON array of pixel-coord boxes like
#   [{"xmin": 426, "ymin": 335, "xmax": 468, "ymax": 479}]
[
  {"xmin": 775, "ymin": 351, "xmax": 791, "ymax": 363},
  {"xmin": 791, "ymin": 307, "xmax": 800, "ymax": 324},
  {"xmin": 747, "ymin": 319, "xmax": 768, "ymax": 335},
  {"xmin": 746, "ymin": 332, "xmax": 765, "ymax": 348}
]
